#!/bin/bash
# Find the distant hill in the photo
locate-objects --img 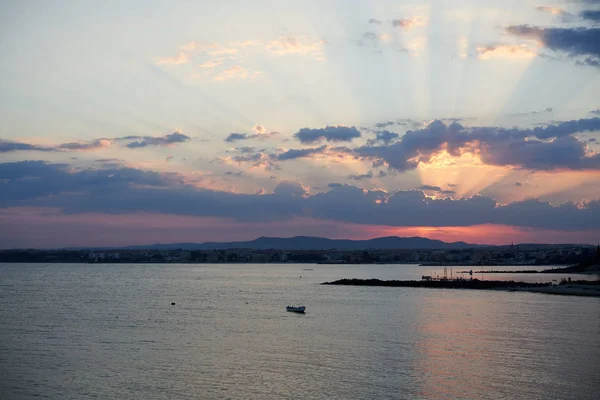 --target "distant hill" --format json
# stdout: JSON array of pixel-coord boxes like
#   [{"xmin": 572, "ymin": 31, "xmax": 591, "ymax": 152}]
[{"xmin": 107, "ymin": 236, "xmax": 483, "ymax": 251}]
